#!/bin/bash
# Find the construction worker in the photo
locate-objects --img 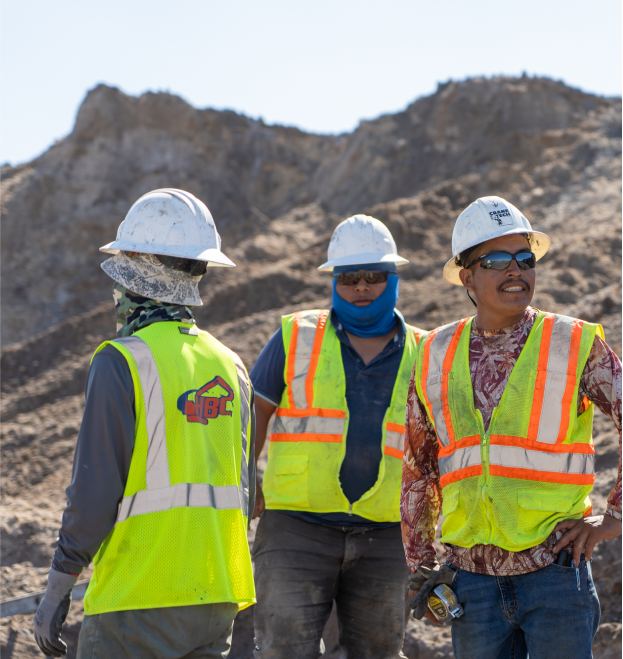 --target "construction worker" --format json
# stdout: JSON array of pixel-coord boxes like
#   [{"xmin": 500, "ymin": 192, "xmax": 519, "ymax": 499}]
[
  {"xmin": 249, "ymin": 215, "xmax": 426, "ymax": 659},
  {"xmin": 402, "ymin": 196, "xmax": 622, "ymax": 659},
  {"xmin": 33, "ymin": 189, "xmax": 256, "ymax": 658}
]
